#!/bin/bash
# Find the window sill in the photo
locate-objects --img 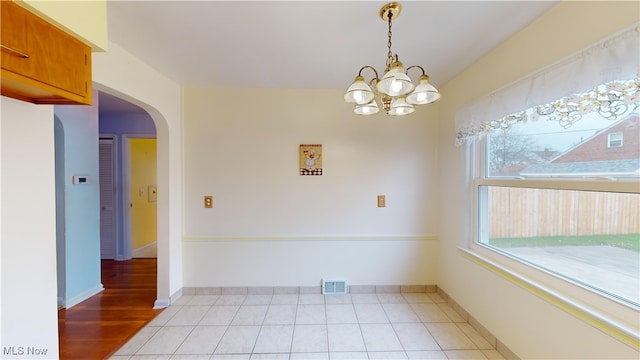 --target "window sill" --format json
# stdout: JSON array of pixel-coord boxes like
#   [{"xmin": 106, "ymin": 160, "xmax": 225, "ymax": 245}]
[{"xmin": 458, "ymin": 244, "xmax": 639, "ymax": 349}]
